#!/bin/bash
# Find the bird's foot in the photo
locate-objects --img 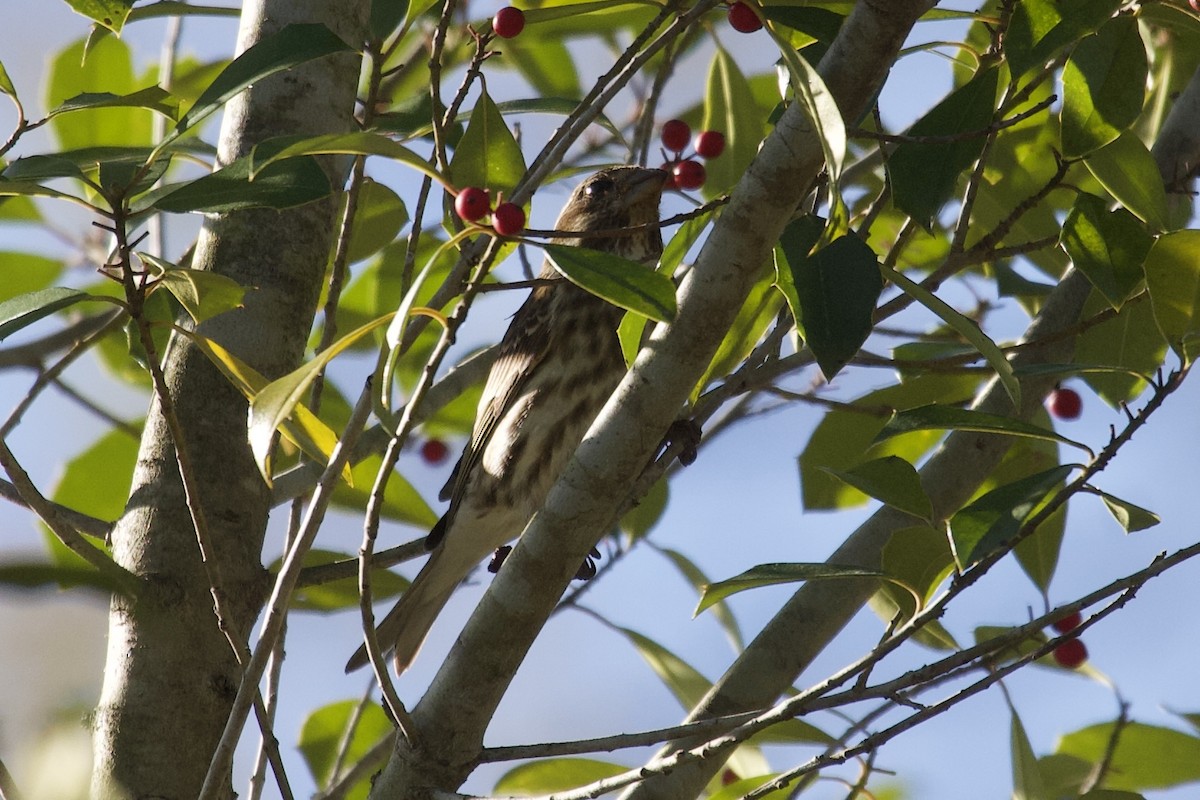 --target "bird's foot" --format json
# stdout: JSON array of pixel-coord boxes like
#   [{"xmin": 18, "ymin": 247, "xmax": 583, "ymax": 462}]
[{"xmin": 663, "ymin": 418, "xmax": 703, "ymax": 466}]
